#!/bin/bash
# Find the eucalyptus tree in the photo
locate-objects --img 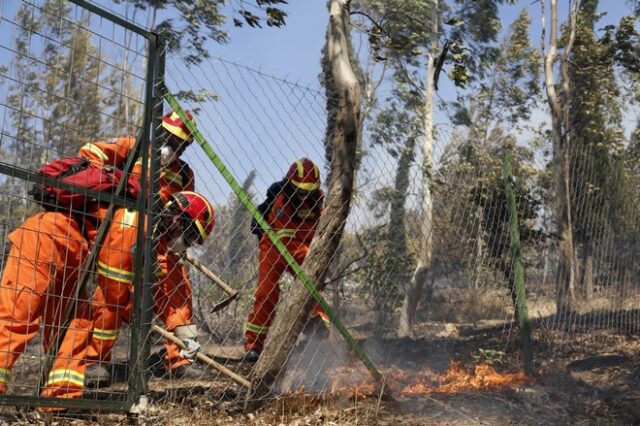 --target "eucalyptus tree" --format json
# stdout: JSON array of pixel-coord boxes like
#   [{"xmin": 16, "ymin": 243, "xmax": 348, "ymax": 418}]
[
  {"xmin": 567, "ymin": 0, "xmax": 627, "ymax": 301},
  {"xmin": 248, "ymin": 0, "xmax": 362, "ymax": 404},
  {"xmin": 352, "ymin": 0, "xmax": 516, "ymax": 336},
  {"xmin": 365, "ymin": 103, "xmax": 422, "ymax": 326},
  {"xmin": 541, "ymin": 0, "xmax": 580, "ymax": 314},
  {"xmin": 445, "ymin": 9, "xmax": 542, "ymax": 319},
  {"xmin": 541, "ymin": 0, "xmax": 639, "ymax": 313}
]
